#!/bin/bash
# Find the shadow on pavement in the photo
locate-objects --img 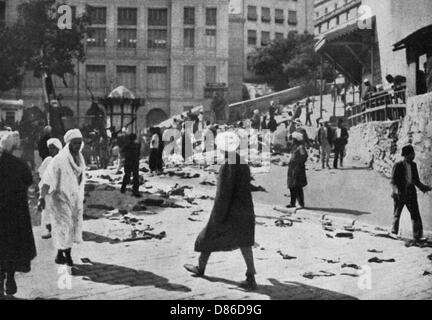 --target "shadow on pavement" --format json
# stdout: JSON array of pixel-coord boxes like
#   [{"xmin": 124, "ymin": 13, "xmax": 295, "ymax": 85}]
[
  {"xmin": 72, "ymin": 261, "xmax": 191, "ymax": 293},
  {"xmin": 202, "ymin": 276, "xmax": 358, "ymax": 300},
  {"xmin": 338, "ymin": 166, "xmax": 372, "ymax": 171},
  {"xmin": 306, "ymin": 207, "xmax": 371, "ymax": 216}
]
